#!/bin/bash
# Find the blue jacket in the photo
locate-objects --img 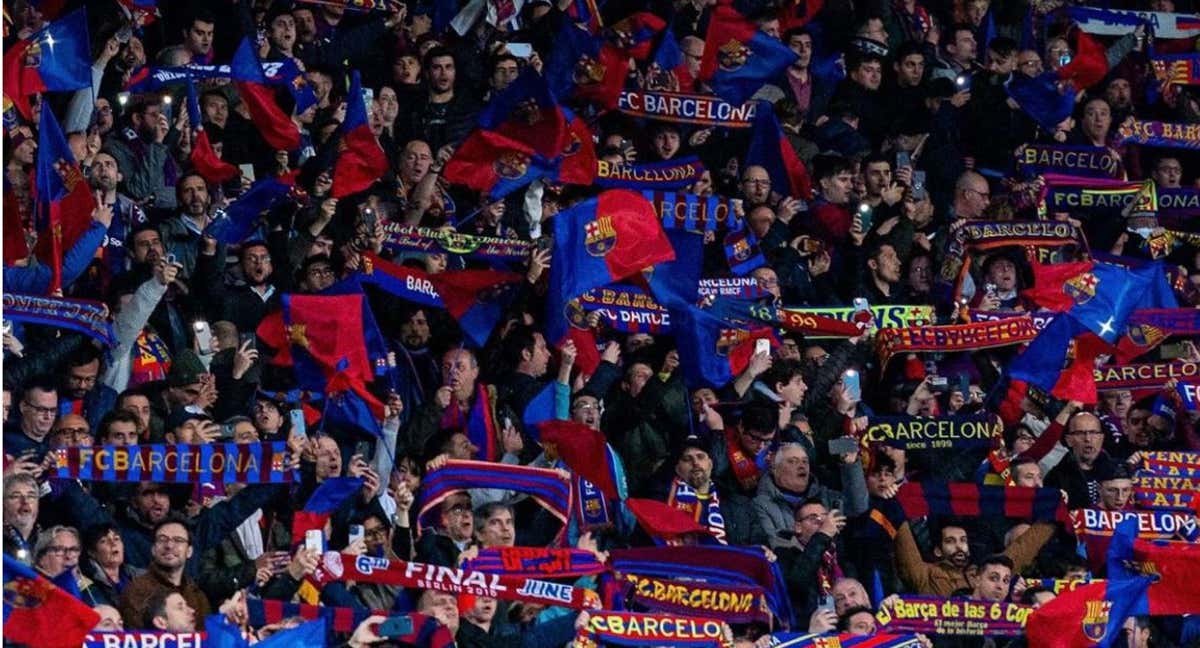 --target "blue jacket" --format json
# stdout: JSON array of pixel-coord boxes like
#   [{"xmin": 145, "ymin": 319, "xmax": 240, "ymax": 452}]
[{"xmin": 2, "ymin": 221, "xmax": 106, "ymax": 295}]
